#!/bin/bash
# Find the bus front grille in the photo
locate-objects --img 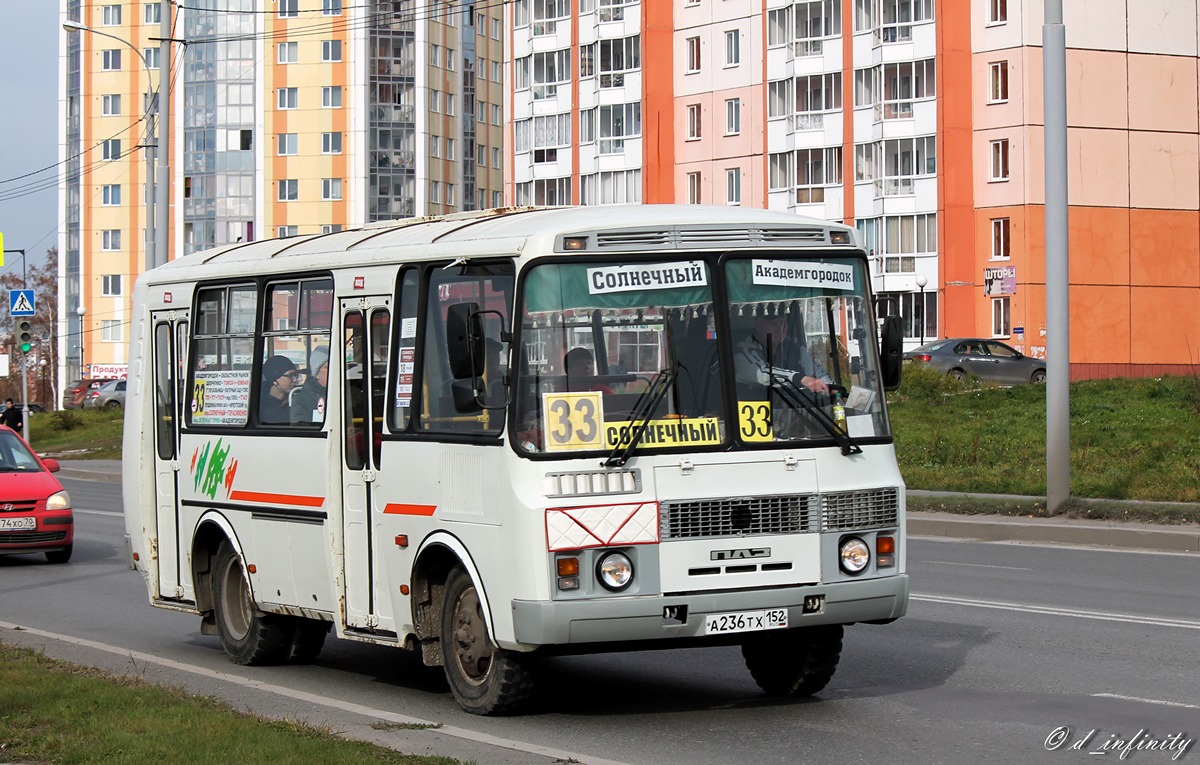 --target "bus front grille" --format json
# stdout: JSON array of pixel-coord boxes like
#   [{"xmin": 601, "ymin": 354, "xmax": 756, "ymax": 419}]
[
  {"xmin": 660, "ymin": 495, "xmax": 819, "ymax": 540},
  {"xmin": 820, "ymin": 488, "xmax": 900, "ymax": 531}
]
